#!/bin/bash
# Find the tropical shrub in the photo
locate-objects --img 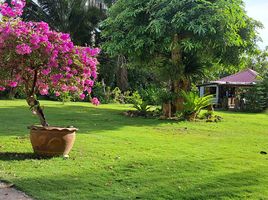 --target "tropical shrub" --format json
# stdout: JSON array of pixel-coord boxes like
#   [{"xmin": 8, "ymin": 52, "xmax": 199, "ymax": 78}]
[
  {"xmin": 125, "ymin": 91, "xmax": 151, "ymax": 117},
  {"xmin": 180, "ymin": 91, "xmax": 214, "ymax": 121},
  {"xmin": 199, "ymin": 110, "xmax": 223, "ymax": 123},
  {"xmin": 0, "ymin": 0, "xmax": 100, "ymax": 126},
  {"xmin": 139, "ymin": 85, "xmax": 161, "ymax": 105},
  {"xmin": 243, "ymin": 78, "xmax": 268, "ymax": 112},
  {"xmin": 92, "ymin": 82, "xmax": 112, "ymax": 104}
]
